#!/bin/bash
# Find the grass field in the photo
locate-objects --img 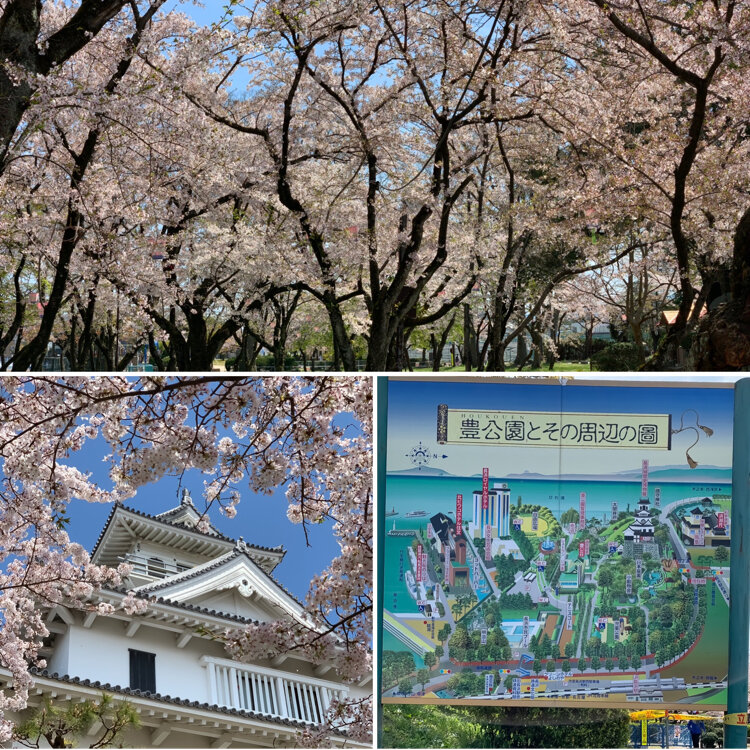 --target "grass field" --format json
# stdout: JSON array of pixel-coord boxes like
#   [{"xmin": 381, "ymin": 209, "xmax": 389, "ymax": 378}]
[
  {"xmin": 603, "ymin": 517, "xmax": 635, "ymax": 542},
  {"xmin": 660, "ymin": 592, "xmax": 729, "ymax": 682},
  {"xmin": 440, "ymin": 361, "xmax": 591, "ymax": 373},
  {"xmin": 519, "ymin": 515, "xmax": 552, "ymax": 537},
  {"xmin": 687, "ymin": 687, "xmax": 728, "ymax": 705}
]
